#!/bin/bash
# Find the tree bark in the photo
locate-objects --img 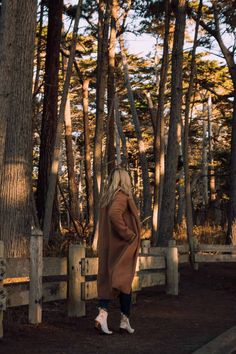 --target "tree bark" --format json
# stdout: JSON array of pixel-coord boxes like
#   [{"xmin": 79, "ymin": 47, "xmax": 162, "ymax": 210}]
[
  {"xmin": 0, "ymin": 0, "xmax": 17, "ymax": 182},
  {"xmin": 36, "ymin": 0, "xmax": 63, "ymax": 233},
  {"xmin": 64, "ymin": 94, "xmax": 79, "ymax": 223},
  {"xmin": 183, "ymin": 0, "xmax": 202, "ymax": 263},
  {"xmin": 114, "ymin": 94, "xmax": 128, "ymax": 164},
  {"xmin": 115, "ymin": 121, "xmax": 121, "ymax": 165},
  {"xmin": 202, "ymin": 100, "xmax": 208, "ymax": 206},
  {"xmin": 208, "ymin": 94, "xmax": 216, "ymax": 201},
  {"xmin": 228, "ymin": 96, "xmax": 236, "ymax": 244},
  {"xmin": 0, "ymin": 0, "xmax": 37, "ymax": 257},
  {"xmin": 107, "ymin": 0, "xmax": 118, "ymax": 174},
  {"xmin": 93, "ymin": 0, "xmax": 110, "ymax": 229},
  {"xmin": 82, "ymin": 78, "xmax": 94, "ymax": 227},
  {"xmin": 33, "ymin": 1, "xmax": 44, "ymax": 96},
  {"xmin": 145, "ymin": 91, "xmax": 157, "ymax": 133},
  {"xmin": 158, "ymin": 0, "xmax": 186, "ymax": 246},
  {"xmin": 43, "ymin": 0, "xmax": 82, "ymax": 242},
  {"xmin": 152, "ymin": 0, "xmax": 170, "ymax": 245}
]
